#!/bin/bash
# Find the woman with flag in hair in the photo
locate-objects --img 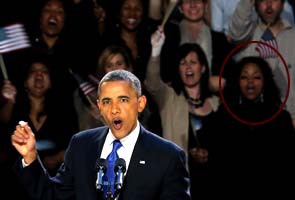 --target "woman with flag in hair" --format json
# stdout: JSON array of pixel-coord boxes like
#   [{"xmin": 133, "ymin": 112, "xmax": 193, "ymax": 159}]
[
  {"xmin": 72, "ymin": 45, "xmax": 133, "ymax": 131},
  {"xmin": 73, "ymin": 44, "xmax": 162, "ymax": 136}
]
